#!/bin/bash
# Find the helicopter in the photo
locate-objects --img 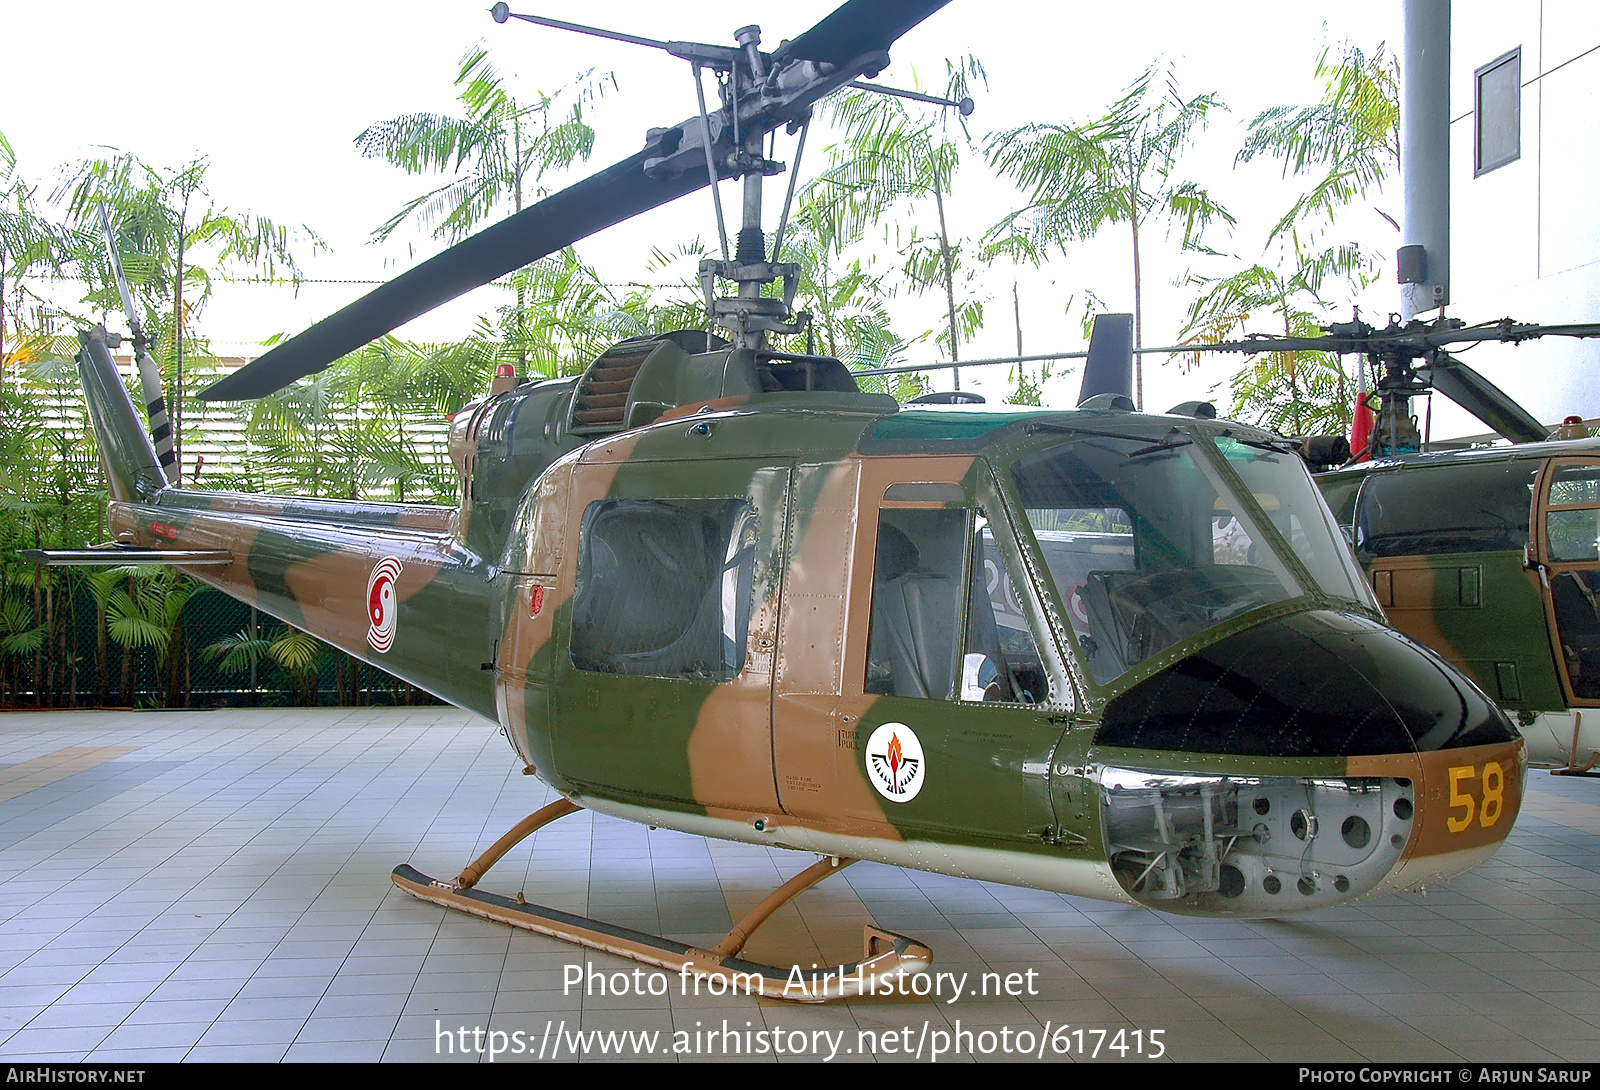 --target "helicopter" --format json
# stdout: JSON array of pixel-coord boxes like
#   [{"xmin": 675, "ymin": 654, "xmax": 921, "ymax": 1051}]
[
  {"xmin": 1303, "ymin": 322, "xmax": 1600, "ymax": 777},
  {"xmin": 870, "ymin": 313, "xmax": 1600, "ymax": 781},
  {"xmin": 34, "ymin": 0, "xmax": 1527, "ymax": 1002},
  {"xmin": 1127, "ymin": 317, "xmax": 1600, "ymax": 777}
]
